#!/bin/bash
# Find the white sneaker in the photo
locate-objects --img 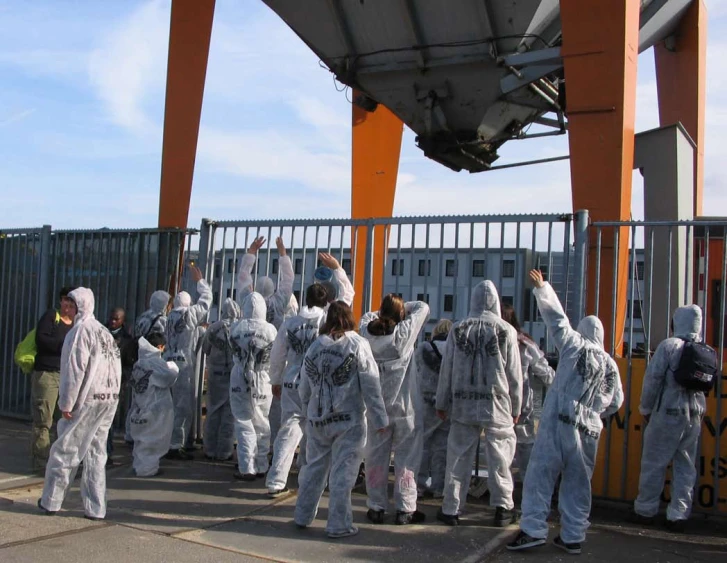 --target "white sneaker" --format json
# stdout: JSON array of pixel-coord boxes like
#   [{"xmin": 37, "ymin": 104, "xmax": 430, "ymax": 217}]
[{"xmin": 327, "ymin": 526, "xmax": 359, "ymax": 539}]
